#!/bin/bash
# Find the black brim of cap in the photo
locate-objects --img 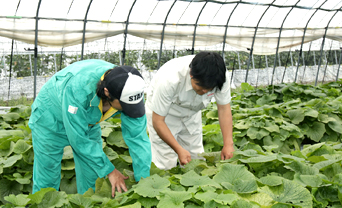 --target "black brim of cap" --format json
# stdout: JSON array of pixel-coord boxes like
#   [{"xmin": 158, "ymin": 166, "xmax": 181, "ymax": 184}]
[{"xmin": 119, "ymin": 99, "xmax": 145, "ymax": 118}]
